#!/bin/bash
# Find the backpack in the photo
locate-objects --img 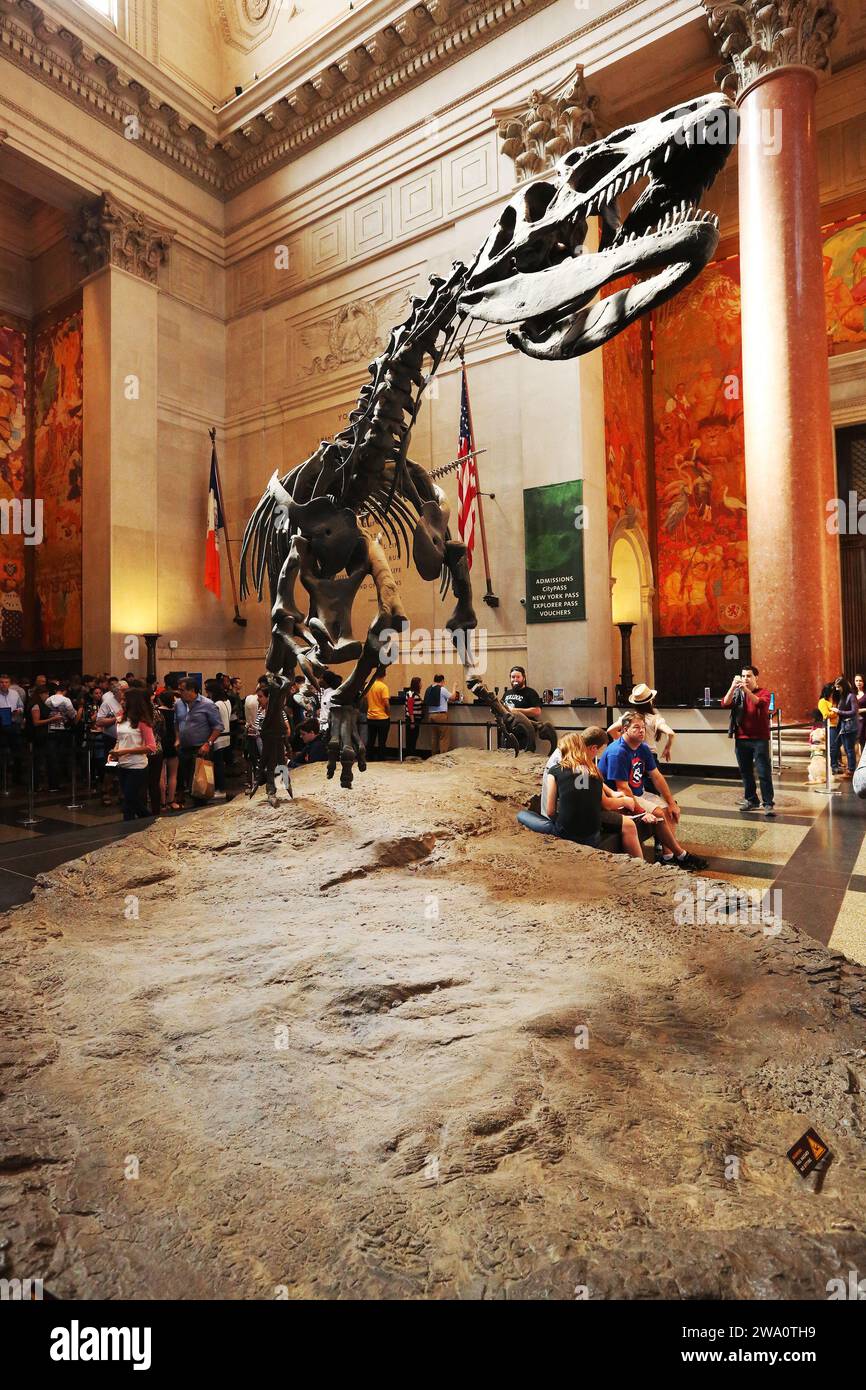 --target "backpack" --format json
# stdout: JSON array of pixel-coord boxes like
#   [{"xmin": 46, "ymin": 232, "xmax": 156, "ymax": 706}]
[{"xmin": 423, "ymin": 684, "xmax": 440, "ymax": 710}]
